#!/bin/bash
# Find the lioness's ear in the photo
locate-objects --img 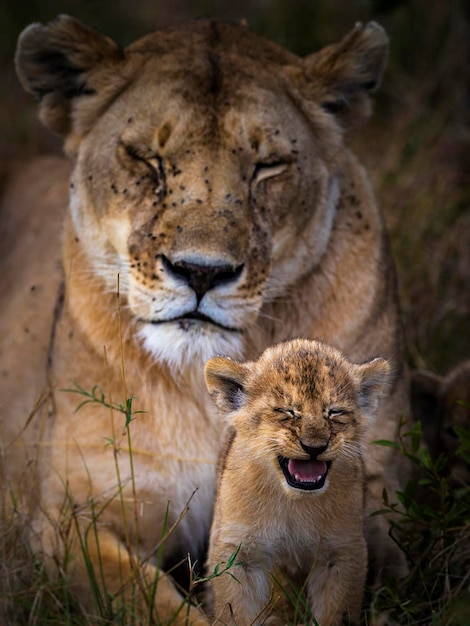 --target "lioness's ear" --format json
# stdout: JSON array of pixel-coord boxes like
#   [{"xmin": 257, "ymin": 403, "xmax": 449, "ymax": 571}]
[
  {"xmin": 15, "ymin": 15, "xmax": 124, "ymax": 144},
  {"xmin": 204, "ymin": 357, "xmax": 250, "ymax": 414},
  {"xmin": 355, "ymin": 357, "xmax": 390, "ymax": 415},
  {"xmin": 304, "ymin": 22, "xmax": 389, "ymax": 129}
]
